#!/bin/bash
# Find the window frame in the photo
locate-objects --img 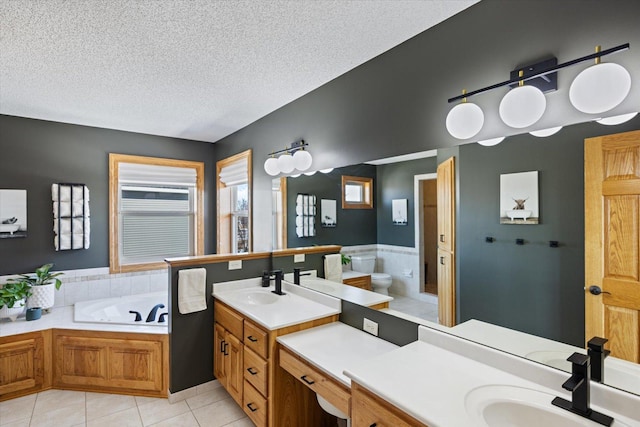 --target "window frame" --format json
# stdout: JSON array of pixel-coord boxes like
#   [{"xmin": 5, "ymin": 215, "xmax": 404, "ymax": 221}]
[
  {"xmin": 216, "ymin": 150, "xmax": 252, "ymax": 254},
  {"xmin": 341, "ymin": 175, "xmax": 373, "ymax": 209},
  {"xmin": 109, "ymin": 153, "xmax": 205, "ymax": 273}
]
